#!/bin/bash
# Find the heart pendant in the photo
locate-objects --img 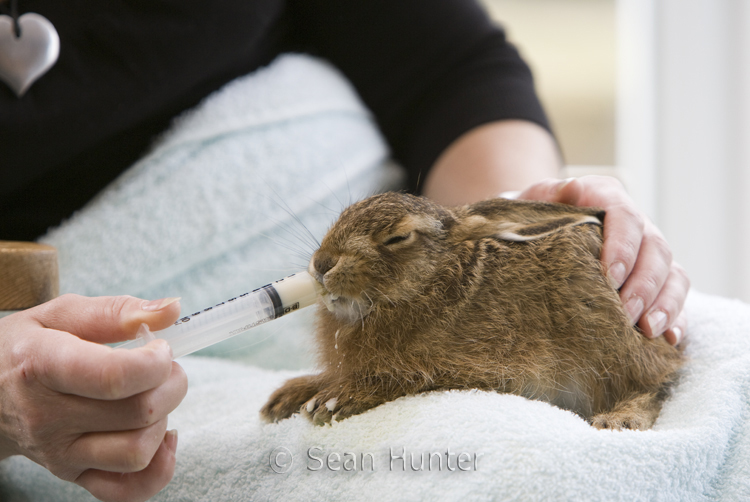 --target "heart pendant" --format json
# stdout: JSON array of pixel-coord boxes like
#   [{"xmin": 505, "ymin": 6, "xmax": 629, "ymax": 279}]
[{"xmin": 0, "ymin": 13, "xmax": 59, "ymax": 97}]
